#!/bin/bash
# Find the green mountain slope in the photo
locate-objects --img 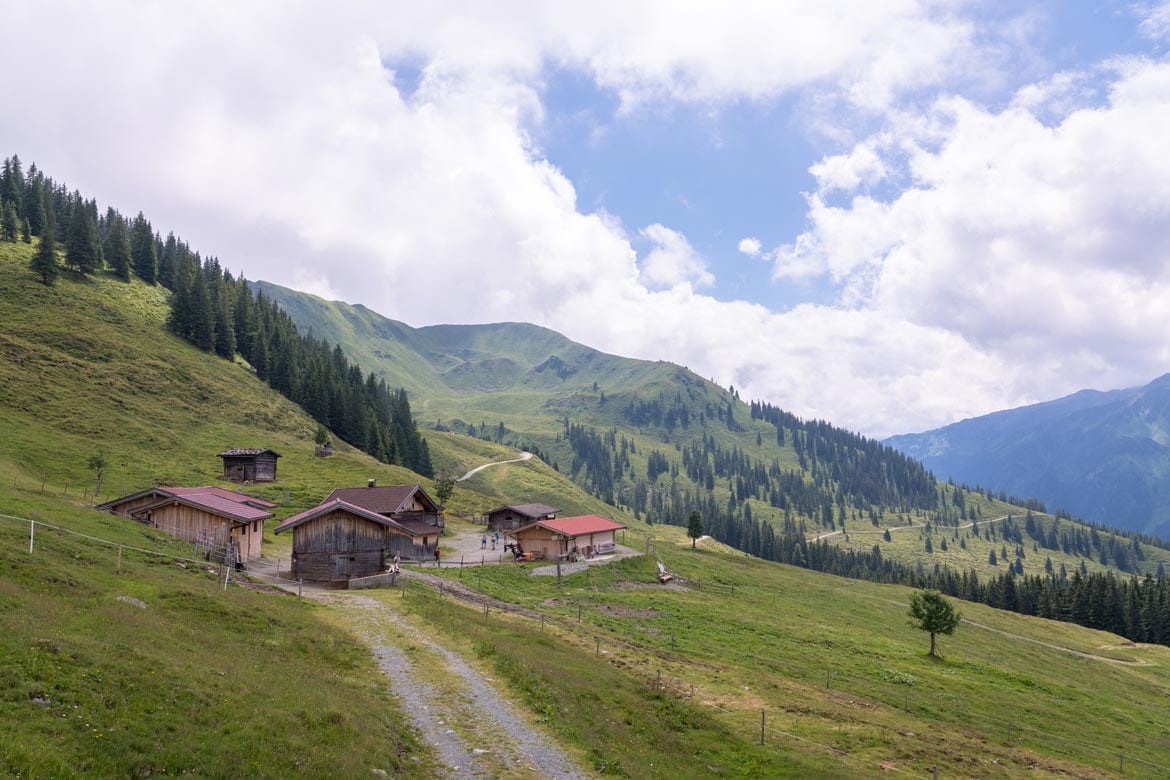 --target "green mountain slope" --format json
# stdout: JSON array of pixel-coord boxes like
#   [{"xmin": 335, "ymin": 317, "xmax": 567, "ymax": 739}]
[
  {"xmin": 256, "ymin": 280, "xmax": 1170, "ymax": 585},
  {"xmin": 0, "ymin": 241, "xmax": 446, "ymax": 776}
]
